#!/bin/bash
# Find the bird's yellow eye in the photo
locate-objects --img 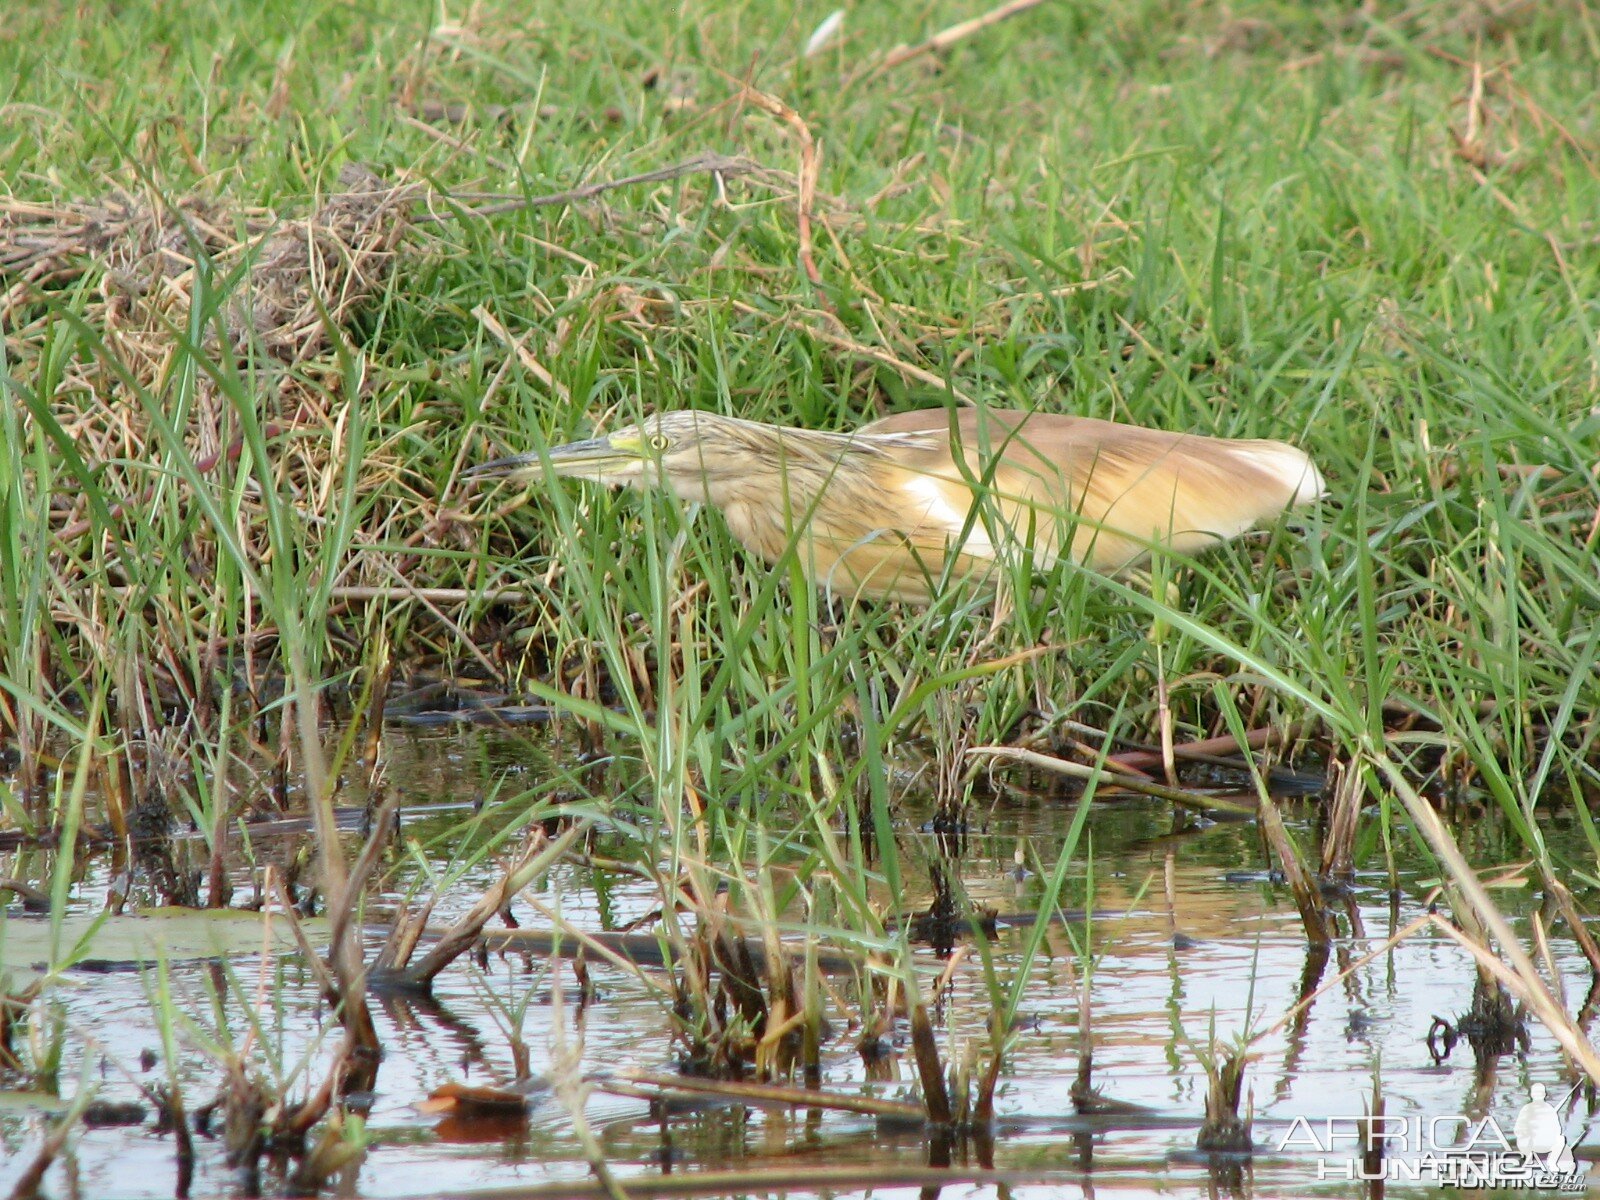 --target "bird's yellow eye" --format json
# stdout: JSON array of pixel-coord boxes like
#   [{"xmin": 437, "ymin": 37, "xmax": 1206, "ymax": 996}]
[{"xmin": 648, "ymin": 434, "xmax": 670, "ymax": 451}]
